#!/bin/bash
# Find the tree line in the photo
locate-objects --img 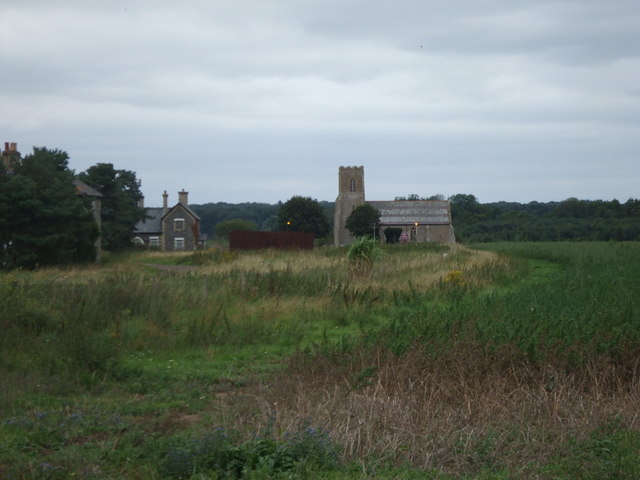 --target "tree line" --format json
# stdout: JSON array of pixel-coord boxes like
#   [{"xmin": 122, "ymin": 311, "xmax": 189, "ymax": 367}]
[
  {"xmin": 450, "ymin": 194, "xmax": 640, "ymax": 242},
  {"xmin": 195, "ymin": 194, "xmax": 640, "ymax": 244},
  {"xmin": 3, "ymin": 145, "xmax": 638, "ymax": 270}
]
